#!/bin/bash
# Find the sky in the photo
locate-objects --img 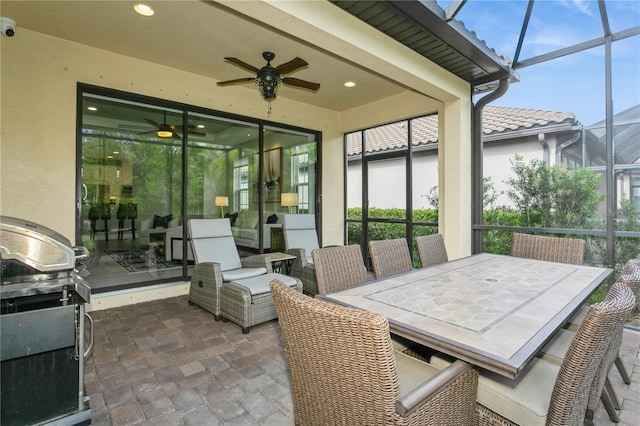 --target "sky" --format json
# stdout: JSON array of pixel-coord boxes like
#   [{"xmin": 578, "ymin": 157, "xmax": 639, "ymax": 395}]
[{"xmin": 436, "ymin": 0, "xmax": 640, "ymax": 126}]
